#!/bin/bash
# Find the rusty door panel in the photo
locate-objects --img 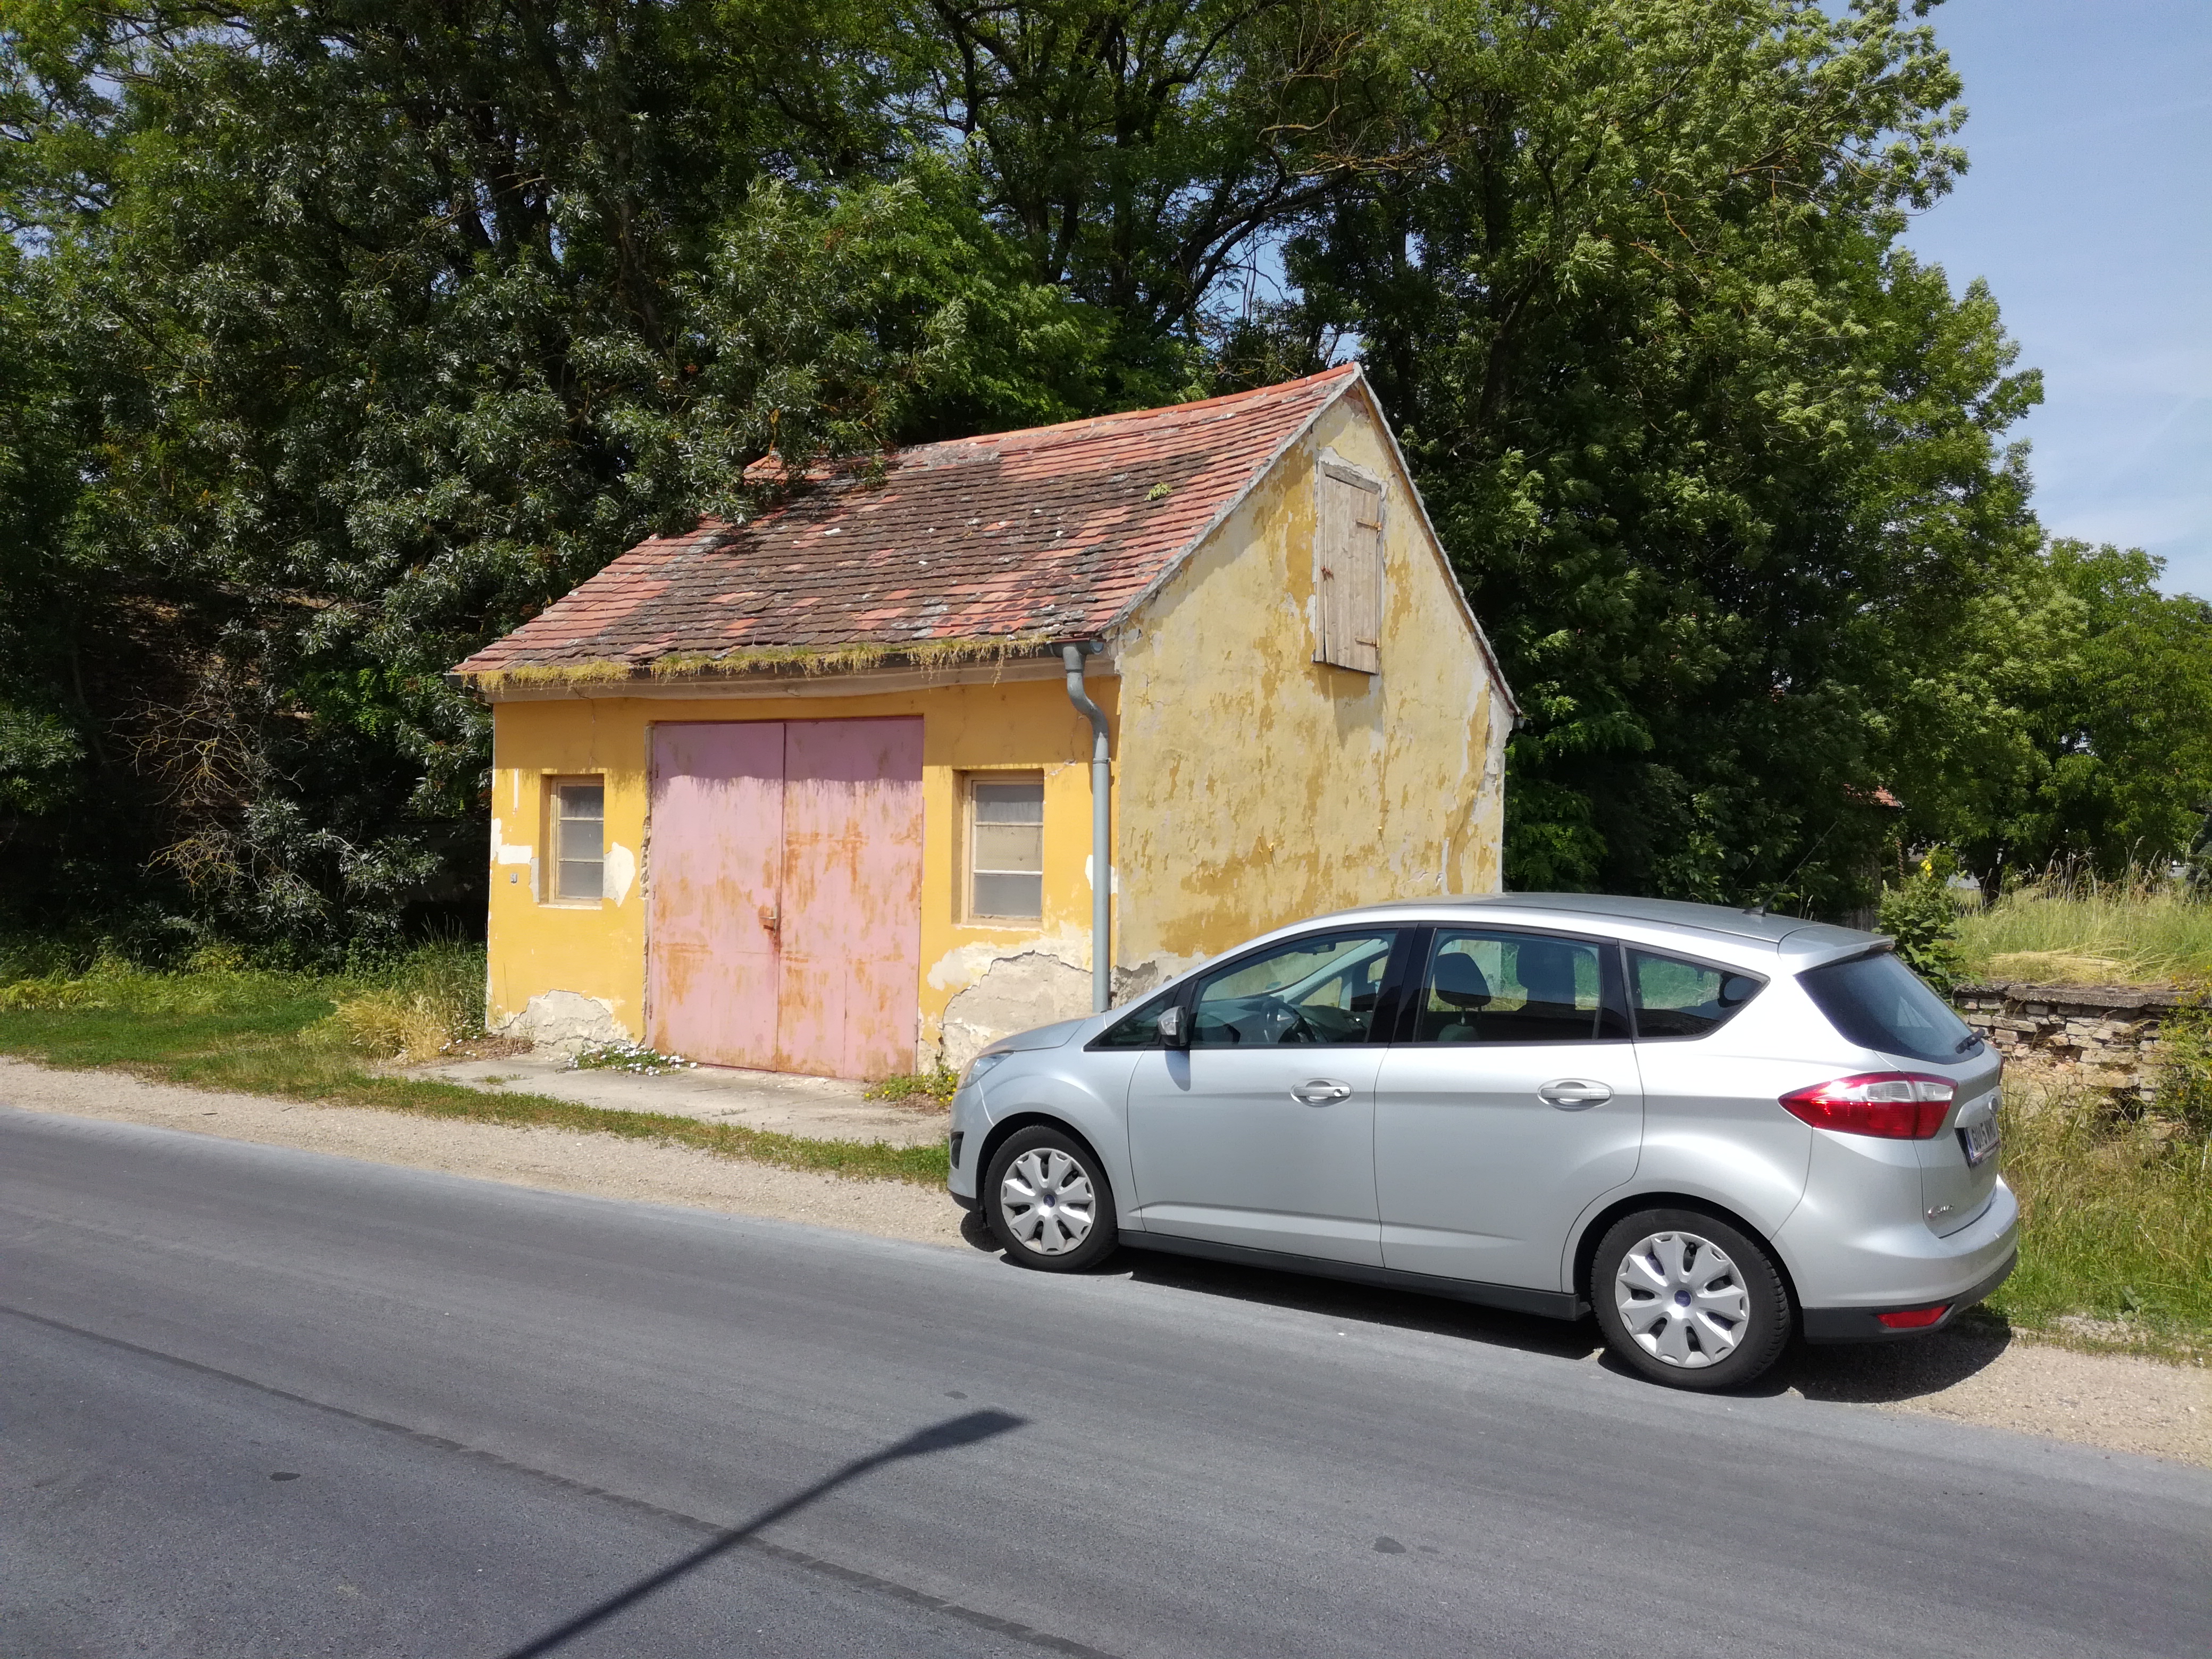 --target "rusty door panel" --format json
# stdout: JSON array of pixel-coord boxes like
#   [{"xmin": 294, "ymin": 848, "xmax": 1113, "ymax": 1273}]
[
  {"xmin": 776, "ymin": 718, "xmax": 925, "ymax": 1079},
  {"xmin": 646, "ymin": 722, "xmax": 785, "ymax": 1069}
]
